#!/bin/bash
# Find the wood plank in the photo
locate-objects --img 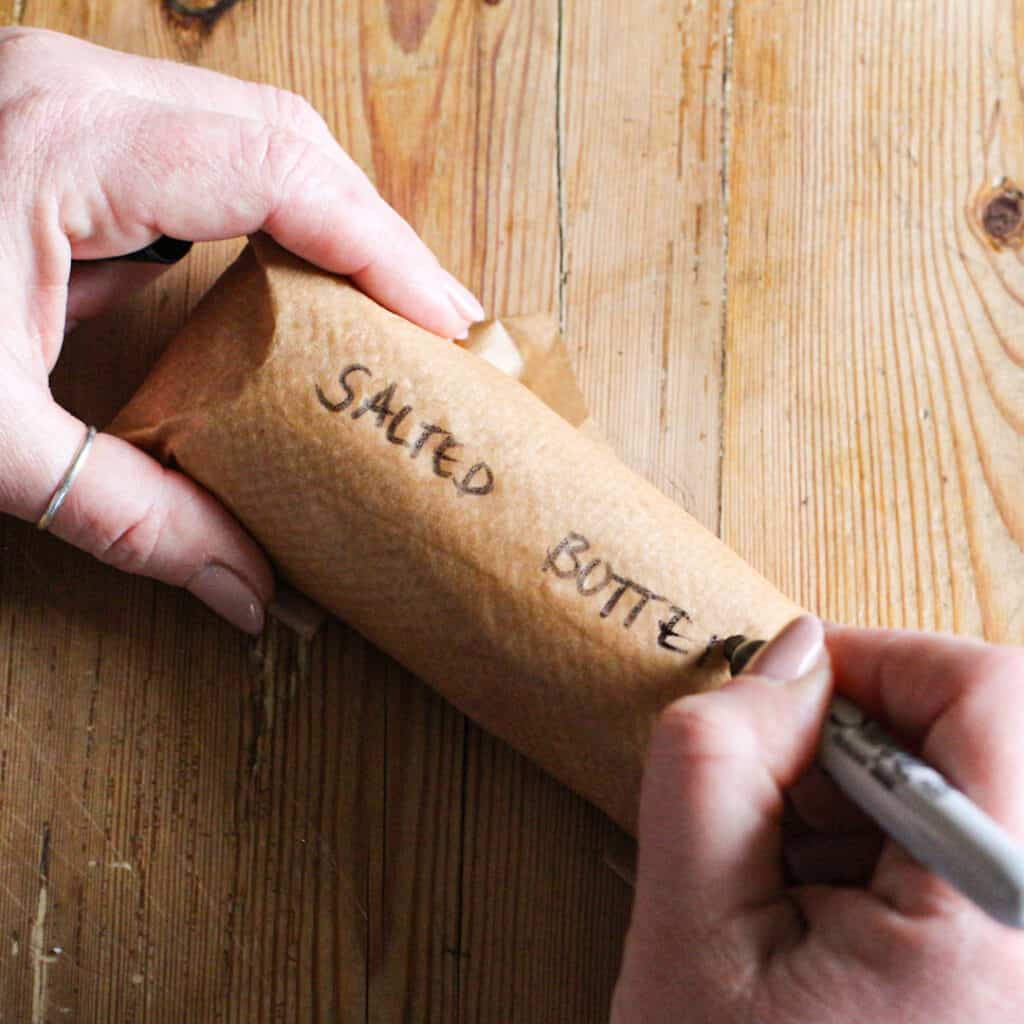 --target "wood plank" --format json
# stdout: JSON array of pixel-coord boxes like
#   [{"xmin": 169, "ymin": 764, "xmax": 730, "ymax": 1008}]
[
  {"xmin": 723, "ymin": 0, "xmax": 1024, "ymax": 640},
  {"xmin": 562, "ymin": 0, "xmax": 731, "ymax": 530}
]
